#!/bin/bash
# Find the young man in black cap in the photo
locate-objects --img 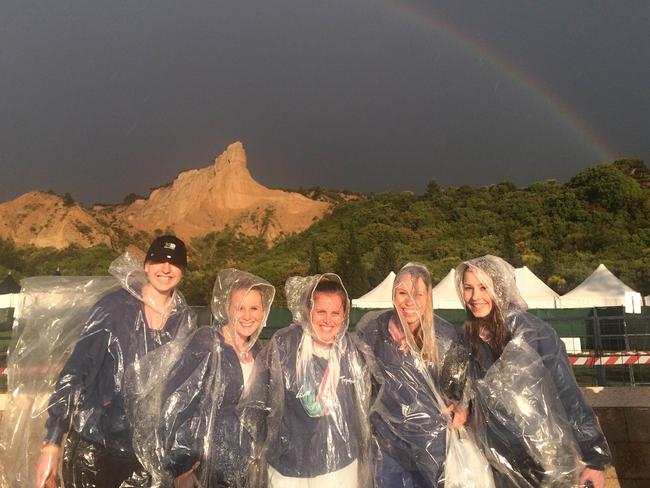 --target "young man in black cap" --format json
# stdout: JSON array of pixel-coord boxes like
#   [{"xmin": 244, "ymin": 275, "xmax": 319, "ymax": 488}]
[{"xmin": 35, "ymin": 236, "xmax": 193, "ymax": 488}]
